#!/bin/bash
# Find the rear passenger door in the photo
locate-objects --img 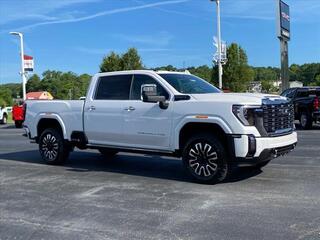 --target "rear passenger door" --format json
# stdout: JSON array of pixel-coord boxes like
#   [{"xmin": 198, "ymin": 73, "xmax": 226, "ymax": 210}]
[
  {"xmin": 122, "ymin": 74, "xmax": 173, "ymax": 150},
  {"xmin": 84, "ymin": 74, "xmax": 133, "ymax": 146}
]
